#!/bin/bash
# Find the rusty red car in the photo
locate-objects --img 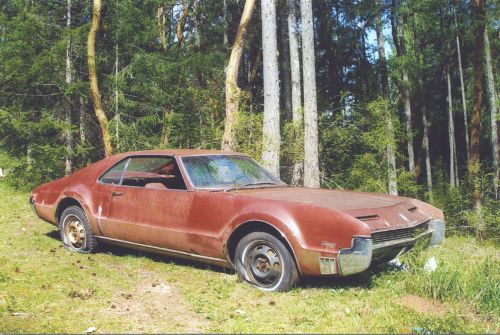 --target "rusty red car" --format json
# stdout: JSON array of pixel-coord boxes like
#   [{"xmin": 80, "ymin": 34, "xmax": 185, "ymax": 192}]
[{"xmin": 30, "ymin": 149, "xmax": 445, "ymax": 291}]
